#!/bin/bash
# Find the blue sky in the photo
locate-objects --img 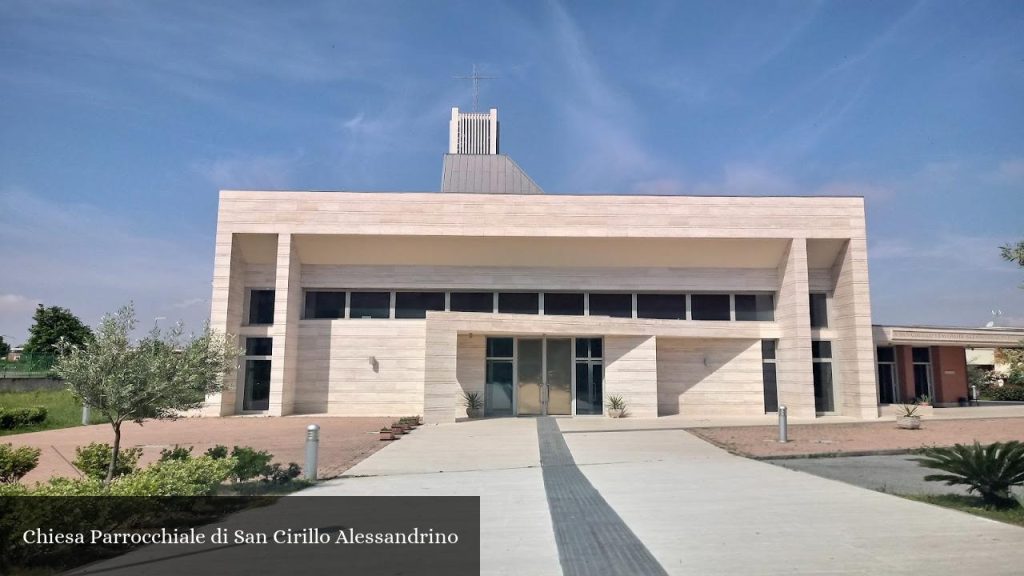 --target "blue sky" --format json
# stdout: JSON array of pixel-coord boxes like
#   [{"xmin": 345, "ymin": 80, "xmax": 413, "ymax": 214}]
[{"xmin": 1, "ymin": 0, "xmax": 1022, "ymax": 344}]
